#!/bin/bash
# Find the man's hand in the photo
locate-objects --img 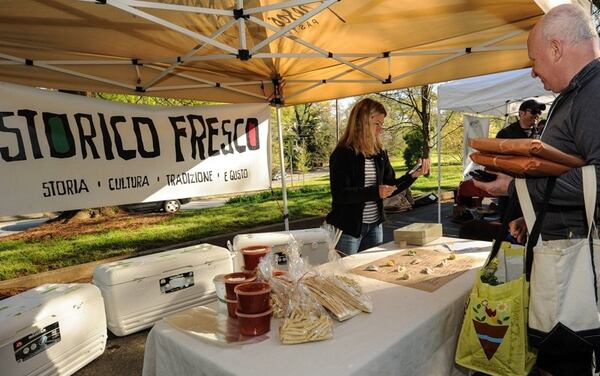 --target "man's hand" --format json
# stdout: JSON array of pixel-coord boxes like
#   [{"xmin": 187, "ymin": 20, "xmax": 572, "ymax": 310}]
[
  {"xmin": 379, "ymin": 185, "xmax": 396, "ymax": 199},
  {"xmin": 473, "ymin": 171, "xmax": 514, "ymax": 196},
  {"xmin": 509, "ymin": 217, "xmax": 528, "ymax": 244}
]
